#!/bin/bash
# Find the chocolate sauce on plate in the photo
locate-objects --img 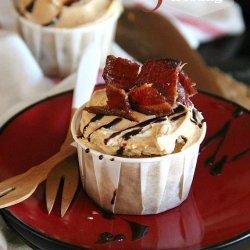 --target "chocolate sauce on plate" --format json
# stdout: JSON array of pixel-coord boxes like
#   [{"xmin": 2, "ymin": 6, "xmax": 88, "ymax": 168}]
[
  {"xmin": 124, "ymin": 220, "xmax": 149, "ymax": 241},
  {"xmin": 200, "ymin": 107, "xmax": 249, "ymax": 176},
  {"xmin": 97, "ymin": 232, "xmax": 125, "ymax": 244}
]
